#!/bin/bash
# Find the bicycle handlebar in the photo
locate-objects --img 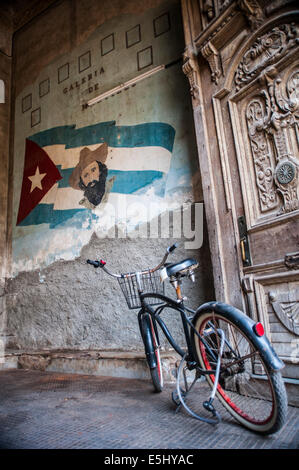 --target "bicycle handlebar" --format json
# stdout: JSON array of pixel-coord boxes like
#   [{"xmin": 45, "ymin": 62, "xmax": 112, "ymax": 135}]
[
  {"xmin": 87, "ymin": 259, "xmax": 106, "ymax": 268},
  {"xmin": 167, "ymin": 242, "xmax": 179, "ymax": 253},
  {"xmin": 86, "ymin": 243, "xmax": 179, "ymax": 277}
]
